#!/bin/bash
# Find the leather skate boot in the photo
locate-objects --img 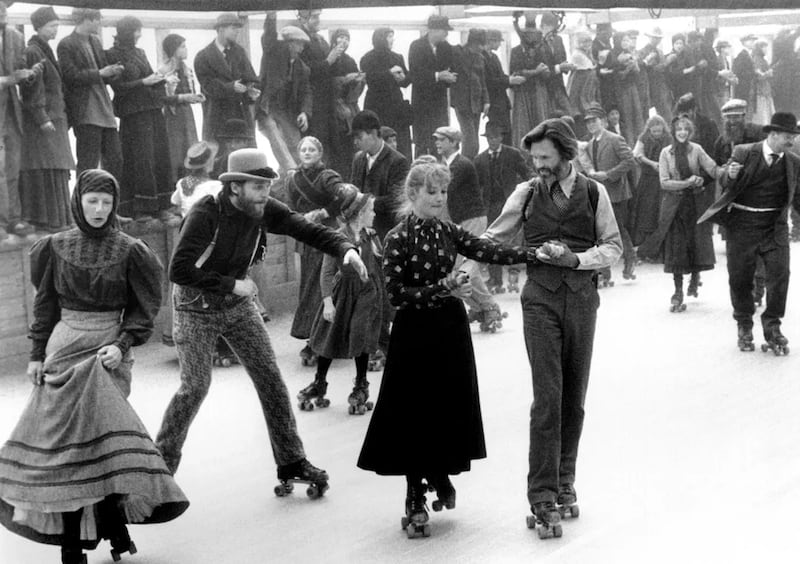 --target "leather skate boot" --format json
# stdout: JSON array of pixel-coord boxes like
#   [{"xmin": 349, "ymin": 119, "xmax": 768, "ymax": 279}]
[
  {"xmin": 405, "ymin": 481, "xmax": 429, "ymax": 525},
  {"xmin": 274, "ymin": 458, "xmax": 330, "ymax": 498},
  {"xmin": 687, "ymin": 272, "xmax": 701, "ymax": 298},
  {"xmin": 347, "ymin": 378, "xmax": 373, "ymax": 415},
  {"xmin": 556, "ymin": 483, "xmax": 580, "ymax": 519},
  {"xmin": 527, "ymin": 500, "xmax": 563, "ymax": 539},
  {"xmin": 297, "ymin": 377, "xmax": 330, "ymax": 410},
  {"xmin": 763, "ymin": 326, "xmax": 790, "ymax": 355},
  {"xmin": 737, "ymin": 324, "xmax": 755, "ymax": 352},
  {"xmin": 427, "ymin": 474, "xmax": 456, "ymax": 512}
]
